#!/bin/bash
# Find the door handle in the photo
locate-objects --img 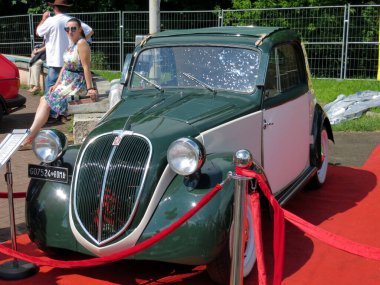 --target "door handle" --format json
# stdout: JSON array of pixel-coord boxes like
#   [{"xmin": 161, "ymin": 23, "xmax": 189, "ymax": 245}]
[{"xmin": 263, "ymin": 119, "xmax": 274, "ymax": 129}]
